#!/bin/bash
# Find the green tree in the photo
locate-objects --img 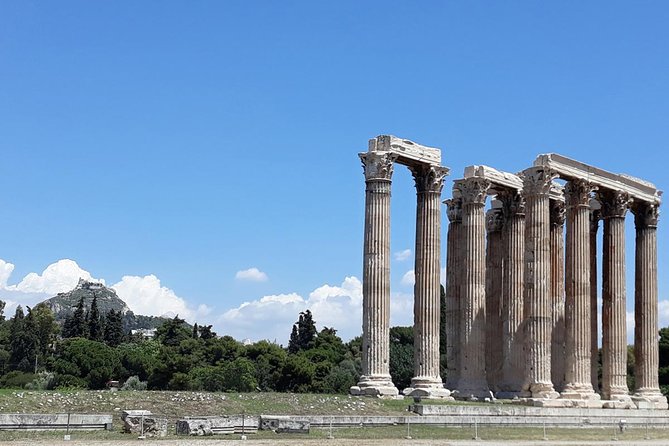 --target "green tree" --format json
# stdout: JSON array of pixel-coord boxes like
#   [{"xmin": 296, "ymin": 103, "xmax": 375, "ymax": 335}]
[
  {"xmin": 288, "ymin": 324, "xmax": 300, "ymax": 354},
  {"xmin": 198, "ymin": 325, "xmax": 216, "ymax": 340},
  {"xmin": 222, "ymin": 357, "xmax": 258, "ymax": 391},
  {"xmin": 87, "ymin": 295, "xmax": 103, "ymax": 342},
  {"xmin": 103, "ymin": 309, "xmax": 125, "ymax": 347},
  {"xmin": 54, "ymin": 338, "xmax": 120, "ymax": 389},
  {"xmin": 155, "ymin": 316, "xmax": 190, "ymax": 347},
  {"xmin": 31, "ymin": 303, "xmax": 59, "ymax": 363},
  {"xmin": 389, "ymin": 326, "xmax": 413, "ymax": 391},
  {"xmin": 288, "ymin": 310, "xmax": 317, "ymax": 354},
  {"xmin": 63, "ymin": 296, "xmax": 87, "ymax": 338},
  {"xmin": 9, "ymin": 306, "xmax": 38, "ymax": 372},
  {"xmin": 246, "ymin": 340, "xmax": 287, "ymax": 391}
]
